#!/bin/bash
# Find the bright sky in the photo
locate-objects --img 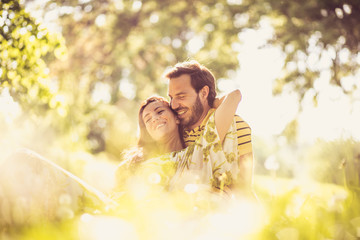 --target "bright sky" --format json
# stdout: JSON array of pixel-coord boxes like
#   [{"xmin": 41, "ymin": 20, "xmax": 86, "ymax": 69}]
[{"xmin": 218, "ymin": 19, "xmax": 360, "ymax": 143}]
